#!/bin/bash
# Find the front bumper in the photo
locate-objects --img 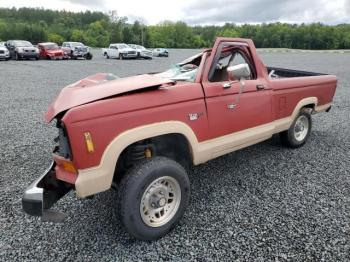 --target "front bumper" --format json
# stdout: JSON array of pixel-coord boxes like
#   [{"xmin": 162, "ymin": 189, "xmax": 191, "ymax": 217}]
[
  {"xmin": 48, "ymin": 54, "xmax": 67, "ymax": 60},
  {"xmin": 140, "ymin": 52, "xmax": 153, "ymax": 59},
  {"xmin": 72, "ymin": 51, "xmax": 88, "ymax": 58},
  {"xmin": 22, "ymin": 162, "xmax": 72, "ymax": 217},
  {"xmin": 0, "ymin": 53, "xmax": 10, "ymax": 59},
  {"xmin": 18, "ymin": 52, "xmax": 39, "ymax": 59},
  {"xmin": 122, "ymin": 53, "xmax": 137, "ymax": 58}
]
